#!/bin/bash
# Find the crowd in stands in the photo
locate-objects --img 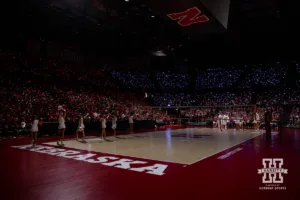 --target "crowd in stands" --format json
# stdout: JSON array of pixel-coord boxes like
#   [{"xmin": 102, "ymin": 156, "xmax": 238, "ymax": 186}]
[
  {"xmin": 111, "ymin": 71, "xmax": 154, "ymax": 89},
  {"xmin": 240, "ymin": 63, "xmax": 288, "ymax": 88},
  {"xmin": 296, "ymin": 63, "xmax": 300, "ymax": 88},
  {"xmin": 152, "ymin": 92, "xmax": 252, "ymax": 106},
  {"xmin": 256, "ymin": 88, "xmax": 300, "ymax": 105},
  {"xmin": 153, "ymin": 93, "xmax": 196, "ymax": 106},
  {"xmin": 155, "ymin": 72, "xmax": 190, "ymax": 89},
  {"xmin": 110, "ymin": 63, "xmax": 289, "ymax": 90},
  {"xmin": 196, "ymin": 67, "xmax": 242, "ymax": 88},
  {"xmin": 152, "ymin": 89, "xmax": 300, "ymax": 107},
  {"xmin": 1, "ymin": 51, "xmax": 300, "ymax": 130},
  {"xmin": 0, "ymin": 52, "xmax": 167, "ymax": 129}
]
